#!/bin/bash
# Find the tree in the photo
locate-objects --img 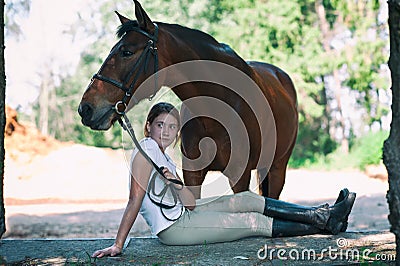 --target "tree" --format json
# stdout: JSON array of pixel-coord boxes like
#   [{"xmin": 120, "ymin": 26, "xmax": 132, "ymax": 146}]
[
  {"xmin": 333, "ymin": 0, "xmax": 389, "ymax": 132},
  {"xmin": 4, "ymin": 0, "xmax": 30, "ymax": 39},
  {"xmin": 0, "ymin": 0, "xmax": 6, "ymax": 237},
  {"xmin": 383, "ymin": 0, "xmax": 400, "ymax": 263},
  {"xmin": 5, "ymin": 0, "xmax": 389, "ymax": 166}
]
